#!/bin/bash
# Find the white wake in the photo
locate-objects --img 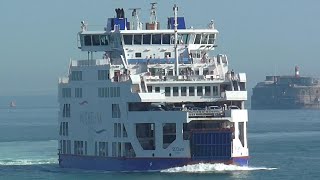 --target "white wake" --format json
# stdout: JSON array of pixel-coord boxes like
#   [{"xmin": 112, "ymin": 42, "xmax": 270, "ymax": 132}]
[
  {"xmin": 161, "ymin": 163, "xmax": 277, "ymax": 173},
  {"xmin": 0, "ymin": 158, "xmax": 57, "ymax": 166}
]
